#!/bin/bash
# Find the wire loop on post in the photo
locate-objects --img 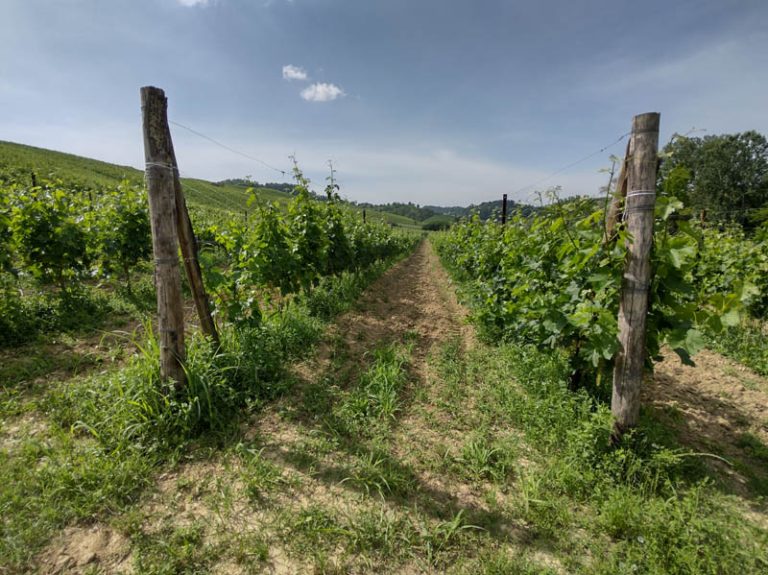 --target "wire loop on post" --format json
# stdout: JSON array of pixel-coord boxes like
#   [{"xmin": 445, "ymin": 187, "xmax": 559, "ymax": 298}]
[
  {"xmin": 145, "ymin": 162, "xmax": 178, "ymax": 172},
  {"xmin": 626, "ymin": 190, "xmax": 656, "ymax": 198}
]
